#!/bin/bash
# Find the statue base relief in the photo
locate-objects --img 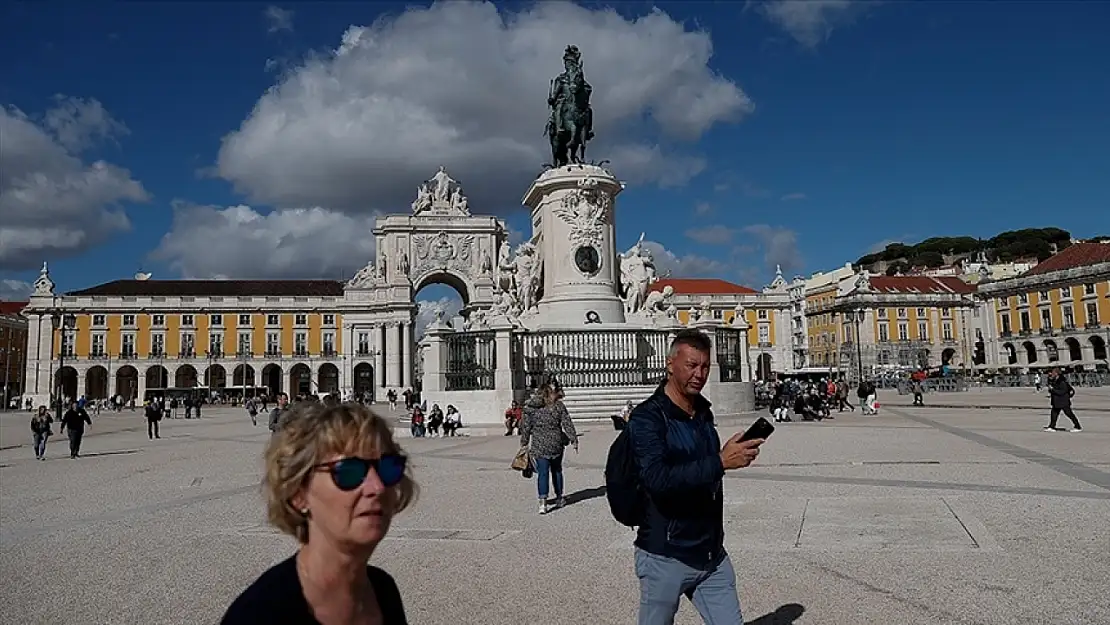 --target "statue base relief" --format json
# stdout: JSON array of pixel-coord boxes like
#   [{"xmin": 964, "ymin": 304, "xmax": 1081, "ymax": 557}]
[{"xmin": 521, "ymin": 164, "xmax": 626, "ymax": 330}]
